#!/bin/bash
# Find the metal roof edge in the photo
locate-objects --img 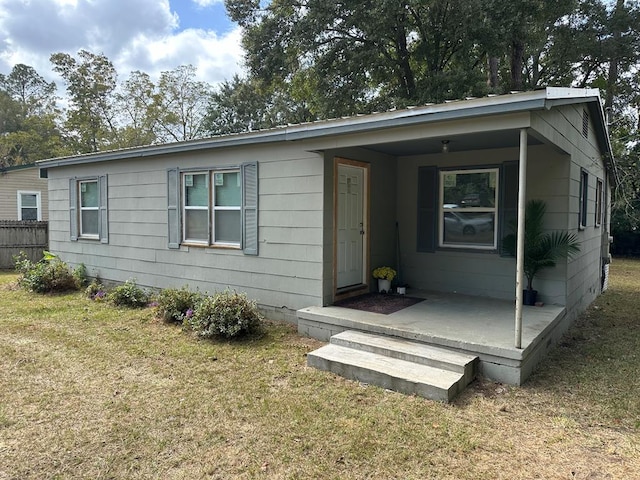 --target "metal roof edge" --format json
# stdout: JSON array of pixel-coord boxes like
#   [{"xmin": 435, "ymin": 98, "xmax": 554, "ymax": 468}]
[{"xmin": 0, "ymin": 163, "xmax": 39, "ymax": 173}]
